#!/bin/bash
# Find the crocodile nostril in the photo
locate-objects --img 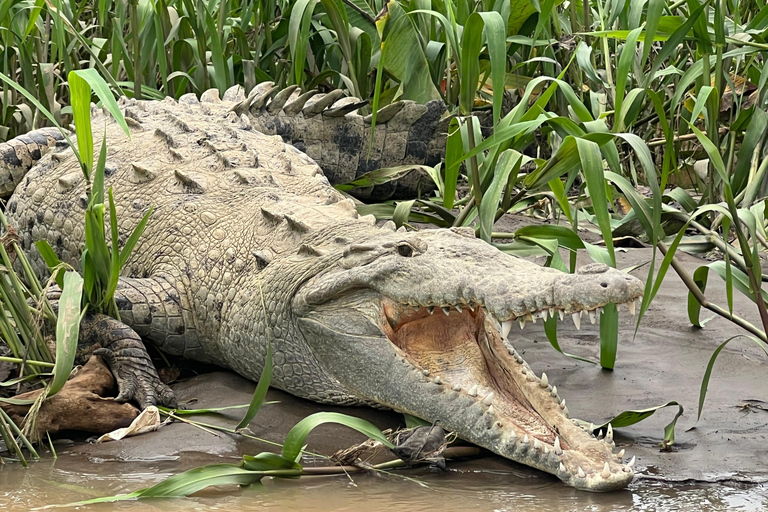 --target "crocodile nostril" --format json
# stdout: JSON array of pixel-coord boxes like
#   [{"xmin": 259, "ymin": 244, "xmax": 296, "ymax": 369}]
[
  {"xmin": 600, "ymin": 282, "xmax": 608, "ymax": 288},
  {"xmin": 397, "ymin": 244, "xmax": 414, "ymax": 257}
]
